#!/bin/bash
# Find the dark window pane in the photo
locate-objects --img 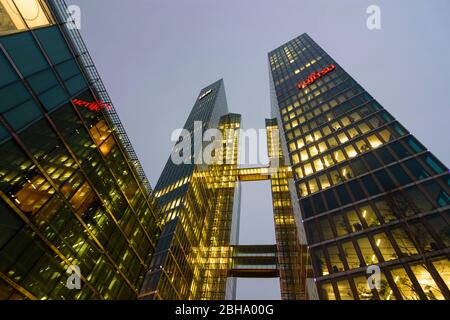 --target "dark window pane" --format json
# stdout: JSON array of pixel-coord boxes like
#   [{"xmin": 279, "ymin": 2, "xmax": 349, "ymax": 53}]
[
  {"xmin": 0, "ymin": 51, "xmax": 18, "ymax": 87},
  {"xmin": 406, "ymin": 137, "xmax": 425, "ymax": 153},
  {"xmin": 404, "ymin": 158, "xmax": 430, "ymax": 180},
  {"xmin": 301, "ymin": 198, "xmax": 314, "ymax": 218},
  {"xmin": 3, "ymin": 100, "xmax": 43, "ymax": 131},
  {"xmin": 27, "ymin": 68, "xmax": 59, "ymax": 94},
  {"xmin": 363, "ymin": 153, "xmax": 381, "ymax": 170},
  {"xmin": 423, "ymin": 181, "xmax": 449, "ymax": 207},
  {"xmin": 313, "ymin": 193, "xmax": 326, "ymax": 213},
  {"xmin": 348, "ymin": 180, "xmax": 365, "ymax": 201},
  {"xmin": 336, "ymin": 185, "xmax": 352, "ymax": 205},
  {"xmin": 388, "ymin": 164, "xmax": 412, "ymax": 185},
  {"xmin": 375, "ymin": 146, "xmax": 395, "ymax": 165},
  {"xmin": 375, "ymin": 170, "xmax": 396, "ymax": 191},
  {"xmin": 56, "ymin": 59, "xmax": 82, "ymax": 81},
  {"xmin": 65, "ymin": 74, "xmax": 88, "ymax": 96},
  {"xmin": 422, "ymin": 155, "xmax": 446, "ymax": 175},
  {"xmin": 35, "ymin": 26, "xmax": 72, "ymax": 65},
  {"xmin": 39, "ymin": 85, "xmax": 69, "ymax": 111},
  {"xmin": 0, "ymin": 31, "xmax": 48, "ymax": 76},
  {"xmin": 306, "ymin": 220, "xmax": 320, "ymax": 244},
  {"xmin": 426, "ymin": 214, "xmax": 450, "ymax": 247},
  {"xmin": 324, "ymin": 189, "xmax": 339, "ymax": 210},
  {"xmin": 389, "ymin": 140, "xmax": 410, "ymax": 159},
  {"xmin": 0, "ymin": 81, "xmax": 31, "ymax": 113},
  {"xmin": 361, "ymin": 175, "xmax": 380, "ymax": 196}
]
